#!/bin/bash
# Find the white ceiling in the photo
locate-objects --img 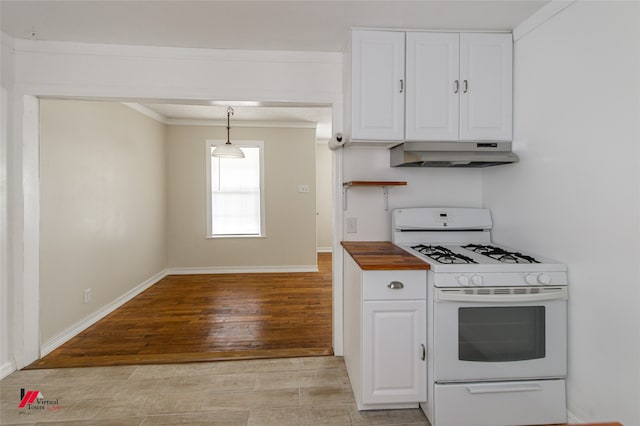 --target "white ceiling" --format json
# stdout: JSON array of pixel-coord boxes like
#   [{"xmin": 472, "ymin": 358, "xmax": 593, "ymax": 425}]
[
  {"xmin": 136, "ymin": 102, "xmax": 334, "ymax": 140},
  {"xmin": 1, "ymin": 1, "xmax": 549, "ymax": 52},
  {"xmin": 1, "ymin": 0, "xmax": 549, "ymax": 138}
]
